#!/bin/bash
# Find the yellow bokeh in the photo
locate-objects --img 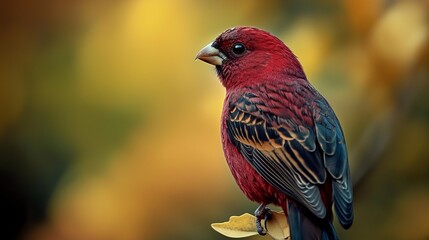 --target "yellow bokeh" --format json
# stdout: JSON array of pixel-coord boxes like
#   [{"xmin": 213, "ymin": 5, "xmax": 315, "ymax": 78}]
[{"xmin": 0, "ymin": 1, "xmax": 427, "ymax": 240}]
